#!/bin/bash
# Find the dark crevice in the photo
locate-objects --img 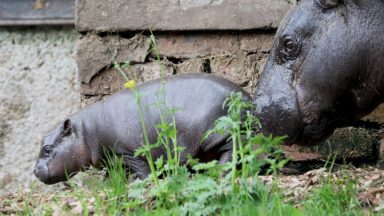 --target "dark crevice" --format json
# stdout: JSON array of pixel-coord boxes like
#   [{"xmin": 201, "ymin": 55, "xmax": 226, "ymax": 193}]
[
  {"xmin": 239, "ymin": 80, "xmax": 250, "ymax": 87},
  {"xmin": 350, "ymin": 120, "xmax": 383, "ymax": 130},
  {"xmin": 172, "ymin": 67, "xmax": 177, "ymax": 75},
  {"xmin": 246, "ymin": 51, "xmax": 258, "ymax": 56},
  {"xmin": 203, "ymin": 59, "xmax": 211, "ymax": 73},
  {"xmin": 146, "ymin": 54, "xmax": 189, "ymax": 65},
  {"xmin": 146, "ymin": 55, "xmax": 167, "ymax": 63},
  {"xmin": 166, "ymin": 56, "xmax": 185, "ymax": 65}
]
